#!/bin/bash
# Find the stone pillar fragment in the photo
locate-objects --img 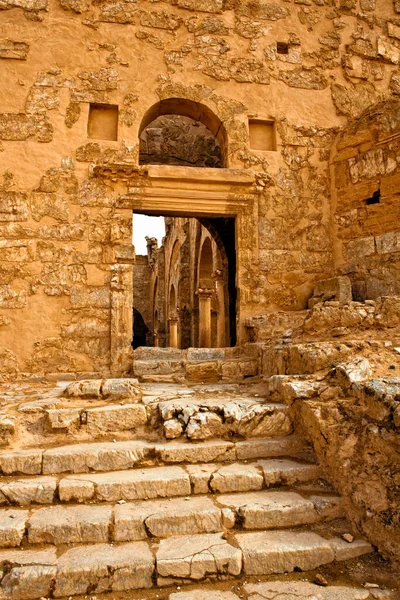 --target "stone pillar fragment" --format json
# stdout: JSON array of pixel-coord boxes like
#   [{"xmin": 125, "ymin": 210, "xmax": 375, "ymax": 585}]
[
  {"xmin": 169, "ymin": 317, "xmax": 179, "ymax": 349},
  {"xmin": 197, "ymin": 288, "xmax": 214, "ymax": 348},
  {"xmin": 213, "ymin": 270, "xmax": 226, "ymax": 348}
]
